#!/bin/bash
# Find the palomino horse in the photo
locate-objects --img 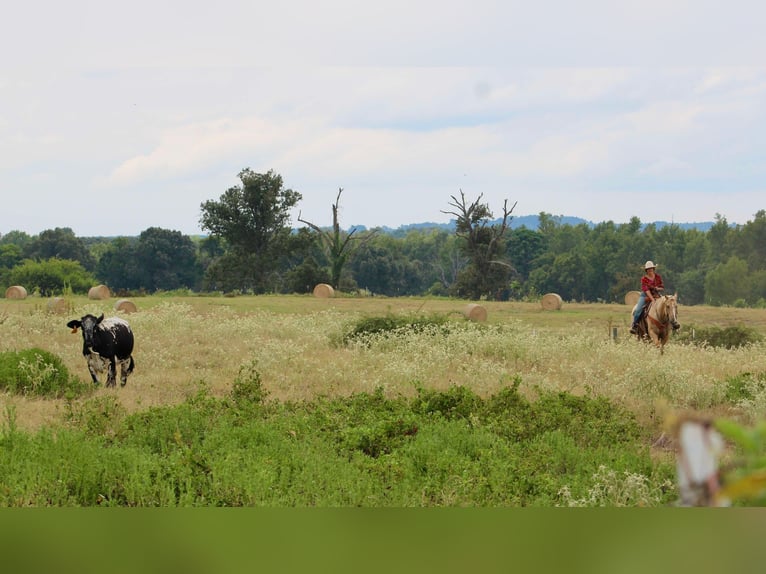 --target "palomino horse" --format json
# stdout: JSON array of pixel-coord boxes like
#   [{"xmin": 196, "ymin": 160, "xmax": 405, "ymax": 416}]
[{"xmin": 631, "ymin": 293, "xmax": 680, "ymax": 354}]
